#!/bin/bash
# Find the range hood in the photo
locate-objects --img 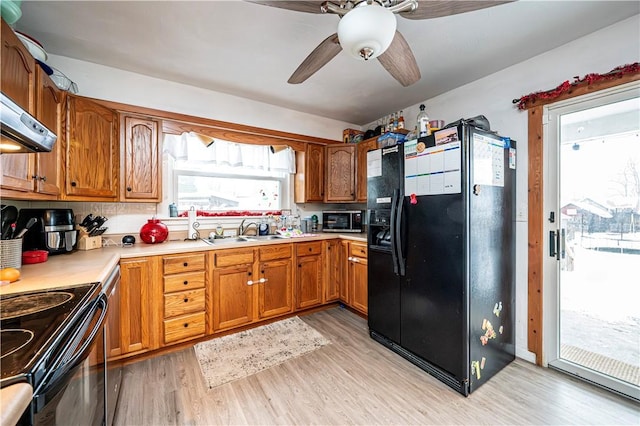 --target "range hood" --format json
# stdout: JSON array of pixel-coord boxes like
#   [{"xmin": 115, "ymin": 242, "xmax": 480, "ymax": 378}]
[{"xmin": 0, "ymin": 92, "xmax": 57, "ymax": 153}]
